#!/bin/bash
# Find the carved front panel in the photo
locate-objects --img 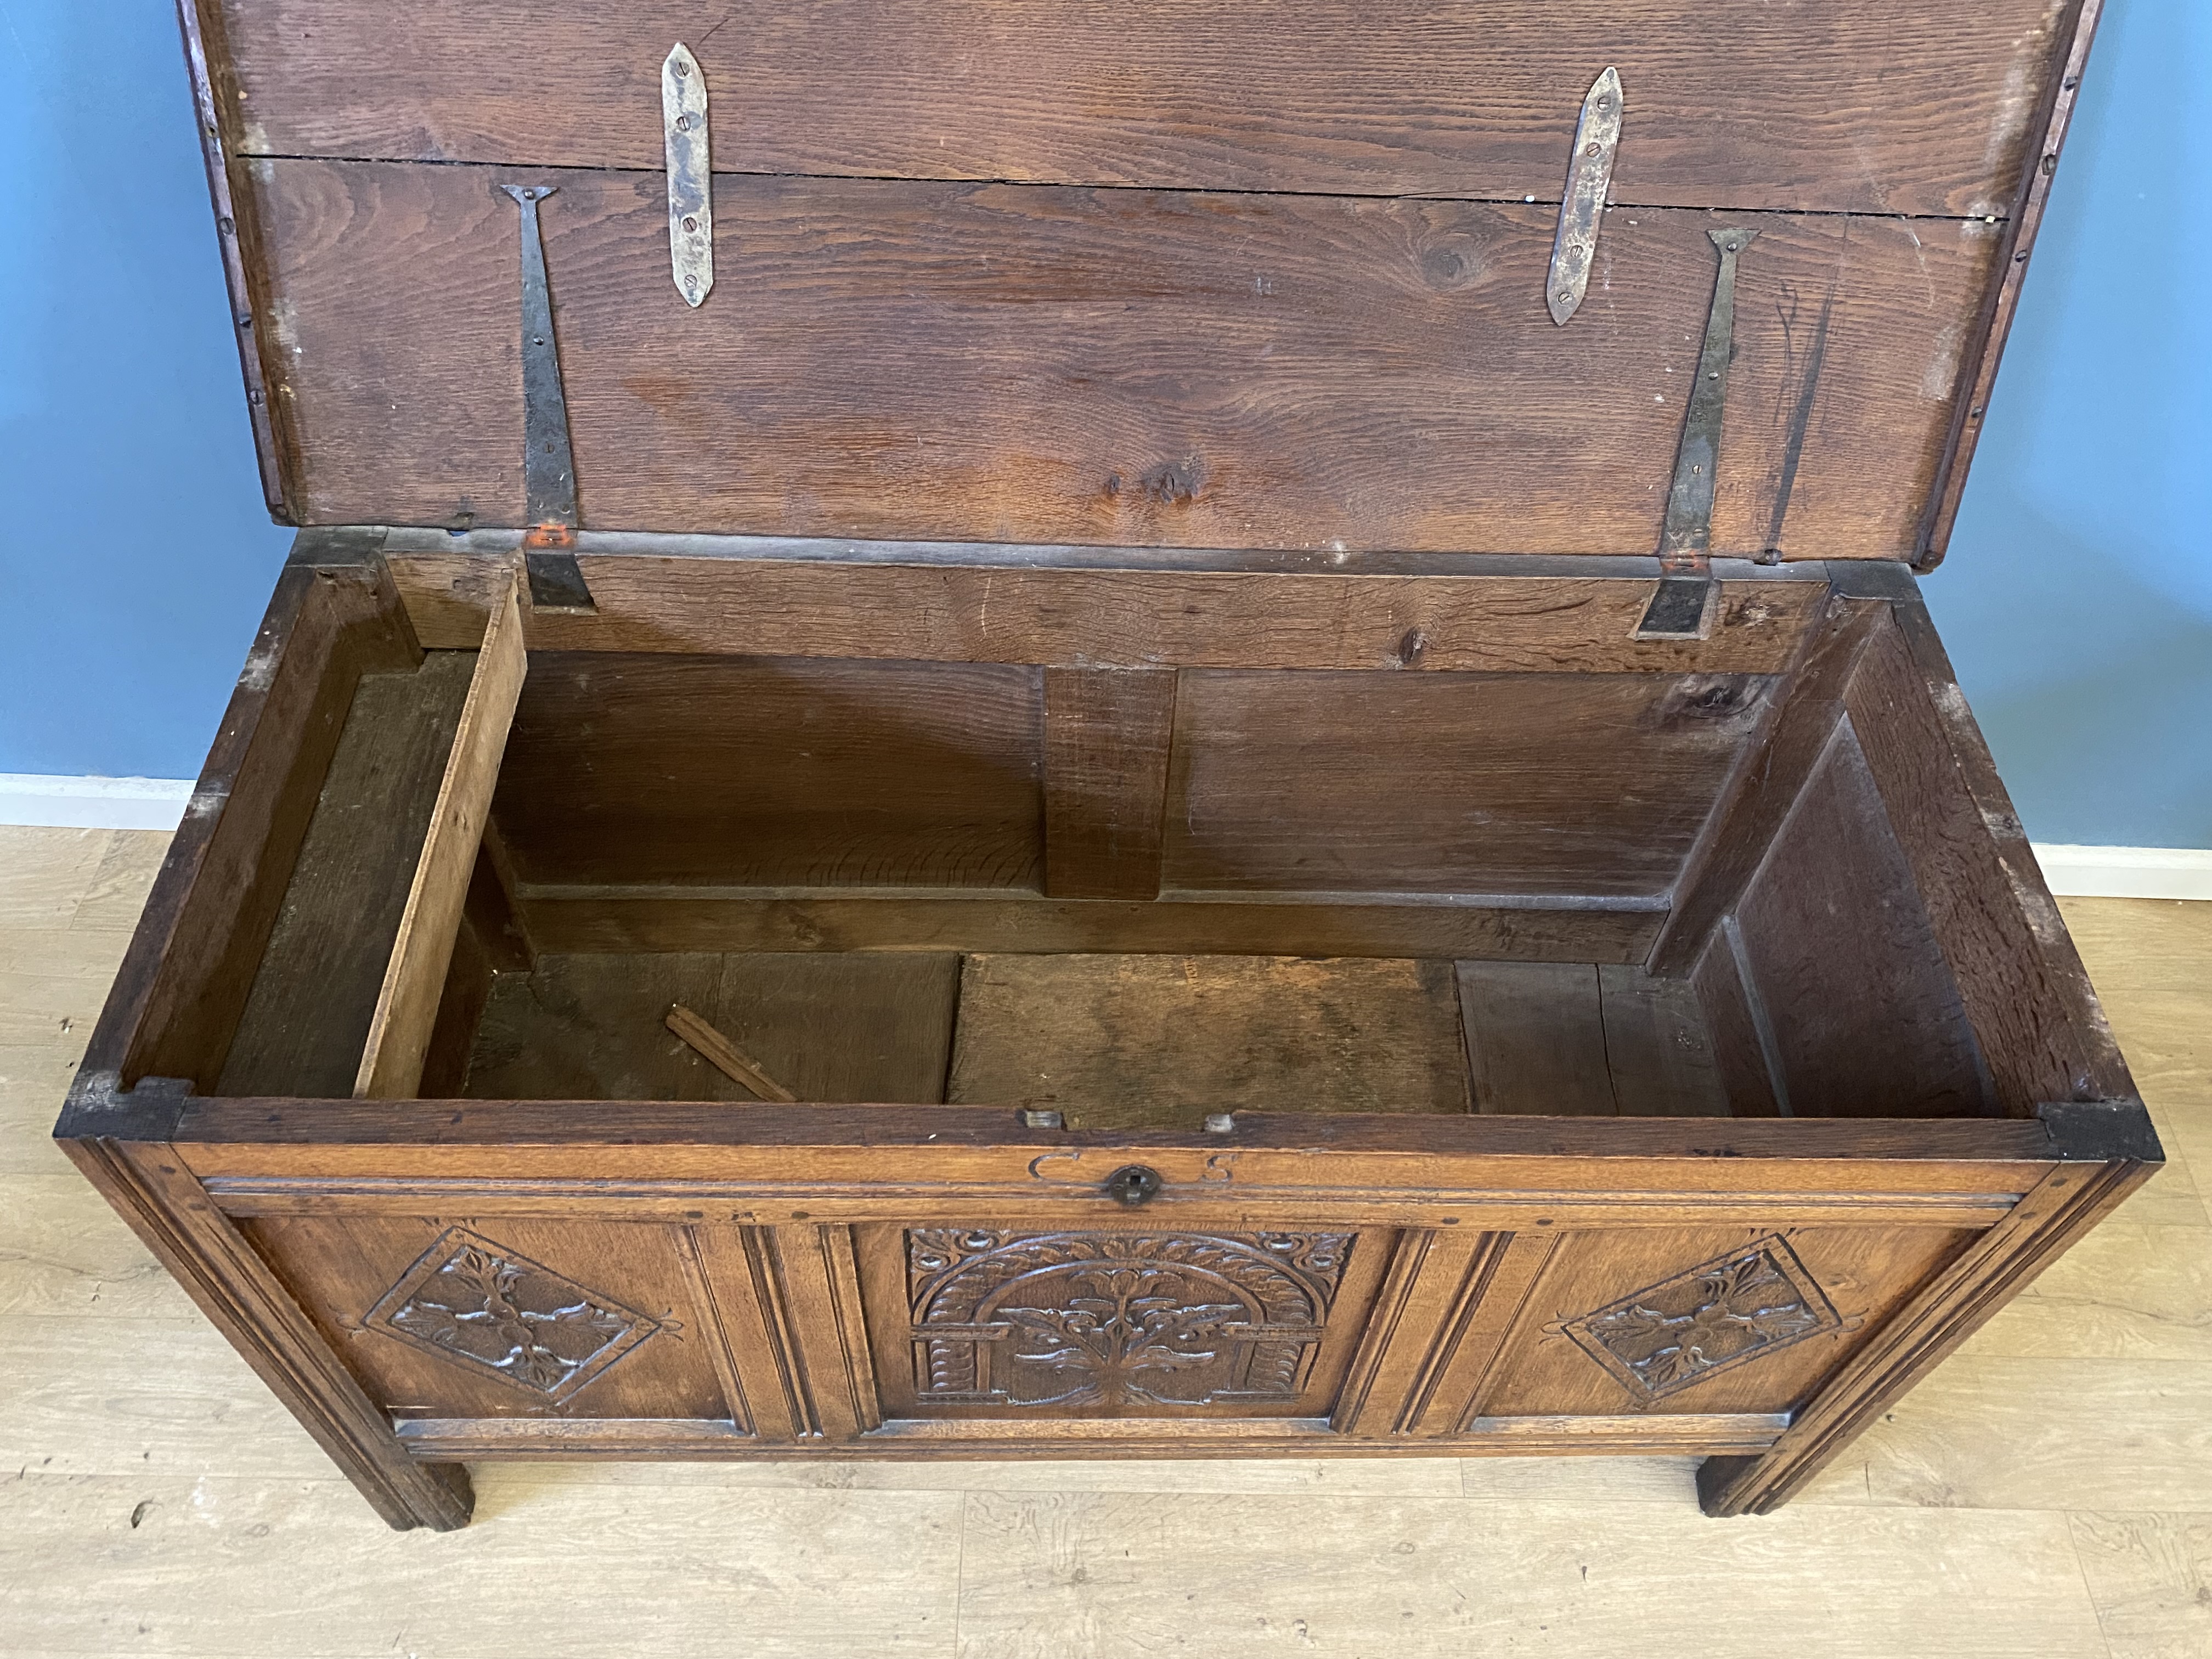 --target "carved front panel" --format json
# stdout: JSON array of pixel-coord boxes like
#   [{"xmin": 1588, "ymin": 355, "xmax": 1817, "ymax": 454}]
[
  {"xmin": 363, "ymin": 1226, "xmax": 663, "ymax": 1403},
  {"xmin": 904, "ymin": 1230, "xmax": 1354, "ymax": 1411},
  {"xmin": 1560, "ymin": 1234, "xmax": 1842, "ymax": 1402}
]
